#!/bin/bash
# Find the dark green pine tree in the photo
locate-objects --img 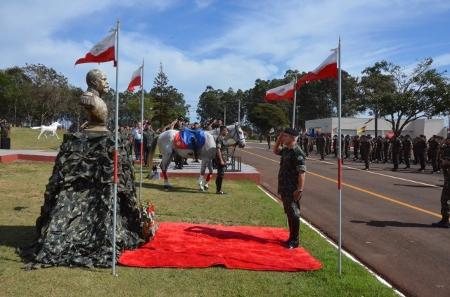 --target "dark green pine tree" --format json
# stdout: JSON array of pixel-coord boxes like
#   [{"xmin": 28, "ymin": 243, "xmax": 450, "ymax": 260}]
[{"xmin": 150, "ymin": 63, "xmax": 188, "ymax": 128}]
